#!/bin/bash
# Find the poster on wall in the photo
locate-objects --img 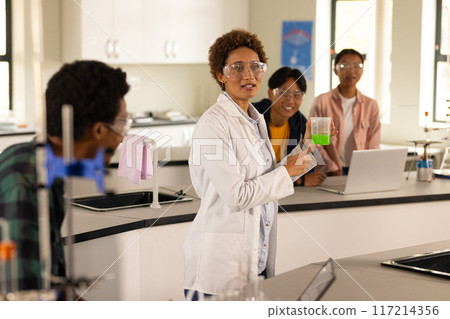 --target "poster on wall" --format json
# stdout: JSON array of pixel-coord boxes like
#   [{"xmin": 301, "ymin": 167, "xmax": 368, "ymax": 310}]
[{"xmin": 281, "ymin": 21, "xmax": 313, "ymax": 81}]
